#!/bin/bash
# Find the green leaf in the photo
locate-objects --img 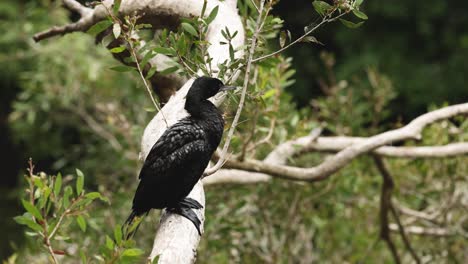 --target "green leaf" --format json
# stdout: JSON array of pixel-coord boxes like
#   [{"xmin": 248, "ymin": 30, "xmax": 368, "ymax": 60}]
[
  {"xmin": 140, "ymin": 51, "xmax": 155, "ymax": 69},
  {"xmin": 159, "ymin": 66, "xmax": 178, "ymax": 75},
  {"xmin": 145, "ymin": 67, "xmax": 157, "ymax": 80},
  {"xmin": 144, "ymin": 107, "xmax": 156, "ymax": 112},
  {"xmin": 109, "ymin": 65, "xmax": 135, "ymax": 72},
  {"xmin": 74, "ymin": 198, "xmax": 93, "ymax": 208},
  {"xmin": 352, "ymin": 9, "xmax": 368, "ymax": 20},
  {"xmin": 112, "ymin": 23, "xmax": 121, "ymax": 39},
  {"xmin": 229, "ymin": 44, "xmax": 235, "ymax": 61},
  {"xmin": 21, "ymin": 199, "xmax": 43, "ymax": 221},
  {"xmin": 122, "ymin": 248, "xmax": 144, "ymax": 257},
  {"xmin": 153, "ymin": 47, "xmax": 176, "ymax": 56},
  {"xmin": 85, "ymin": 192, "xmax": 101, "ymax": 200},
  {"xmin": 14, "ymin": 215, "xmax": 43, "ymax": 232},
  {"xmin": 105, "ymin": 235, "xmax": 115, "ymax": 250},
  {"xmin": 113, "ymin": 0, "xmax": 121, "ymax": 14},
  {"xmin": 33, "ymin": 178, "xmax": 44, "ymax": 188},
  {"xmin": 262, "ymin": 89, "xmax": 277, "ymax": 100},
  {"xmin": 76, "ymin": 215, "xmax": 87, "ymax": 232},
  {"xmin": 300, "ymin": 36, "xmax": 323, "ymax": 45},
  {"xmin": 312, "ymin": 1, "xmax": 332, "ymax": 16},
  {"xmin": 80, "ymin": 250, "xmax": 87, "ymax": 264},
  {"xmin": 136, "ymin": 23, "xmax": 152, "ymax": 30},
  {"xmin": 54, "ymin": 173, "xmax": 62, "ymax": 198},
  {"xmin": 109, "ymin": 46, "xmax": 126, "ymax": 53},
  {"xmin": 339, "ymin": 19, "xmax": 364, "ymax": 28},
  {"xmin": 39, "ymin": 187, "xmax": 51, "ymax": 209},
  {"xmin": 63, "ymin": 186, "xmax": 73, "ymax": 208},
  {"xmin": 221, "ymin": 29, "xmax": 228, "ymax": 40},
  {"xmin": 87, "ymin": 20, "xmax": 113, "ymax": 37},
  {"xmin": 152, "ymin": 255, "xmax": 160, "ymax": 264},
  {"xmin": 181, "ymin": 22, "xmax": 198, "ymax": 37},
  {"xmin": 114, "ymin": 225, "xmax": 123, "ymax": 245},
  {"xmin": 355, "ymin": 0, "xmax": 364, "ymax": 7},
  {"xmin": 205, "ymin": 6, "xmax": 219, "ymax": 25},
  {"xmin": 76, "ymin": 169, "xmax": 84, "ymax": 195},
  {"xmin": 201, "ymin": 0, "xmax": 208, "ymax": 17},
  {"xmin": 177, "ymin": 34, "xmax": 187, "ymax": 56}
]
